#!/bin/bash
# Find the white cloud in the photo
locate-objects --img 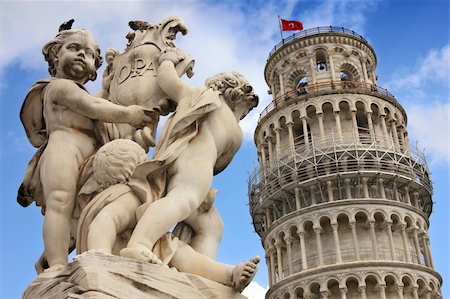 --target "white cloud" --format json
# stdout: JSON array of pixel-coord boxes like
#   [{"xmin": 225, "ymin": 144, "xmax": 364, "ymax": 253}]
[
  {"xmin": 388, "ymin": 44, "xmax": 450, "ymax": 90},
  {"xmin": 0, "ymin": 0, "xmax": 381, "ymax": 143},
  {"xmin": 242, "ymin": 281, "xmax": 268, "ymax": 299},
  {"xmin": 407, "ymin": 102, "xmax": 450, "ymax": 165}
]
